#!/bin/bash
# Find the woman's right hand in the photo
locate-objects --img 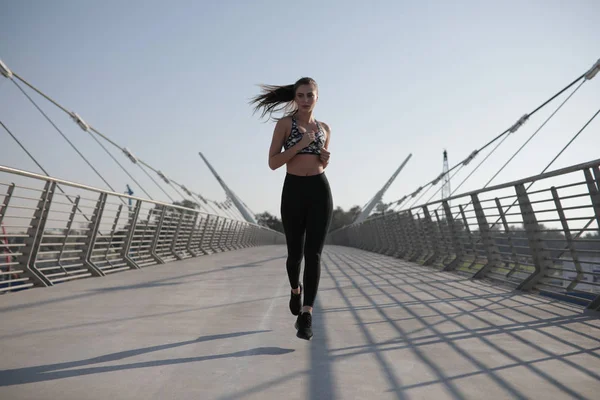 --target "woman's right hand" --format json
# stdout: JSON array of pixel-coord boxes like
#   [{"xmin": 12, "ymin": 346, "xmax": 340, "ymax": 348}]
[{"xmin": 297, "ymin": 131, "xmax": 315, "ymax": 149}]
